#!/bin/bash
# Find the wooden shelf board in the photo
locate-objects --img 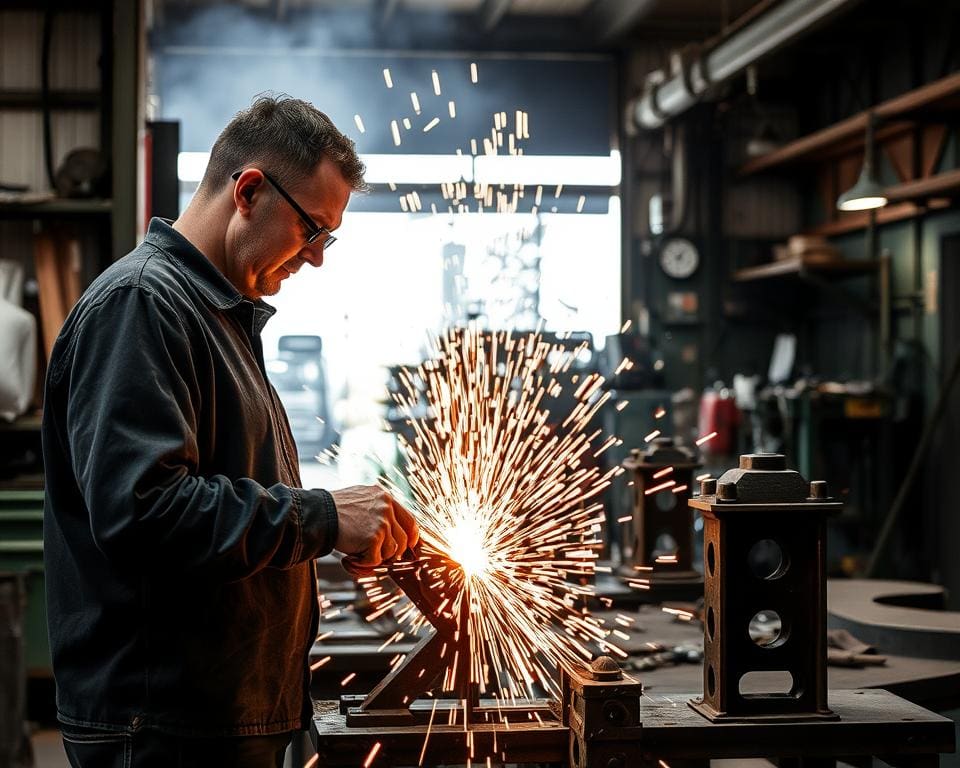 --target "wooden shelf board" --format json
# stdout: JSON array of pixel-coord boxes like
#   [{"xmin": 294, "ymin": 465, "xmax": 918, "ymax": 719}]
[
  {"xmin": 0, "ymin": 89, "xmax": 101, "ymax": 110},
  {"xmin": 0, "ymin": 198, "xmax": 112, "ymax": 217},
  {"xmin": 734, "ymin": 257, "xmax": 879, "ymax": 283},
  {"xmin": 738, "ymin": 71, "xmax": 960, "ymax": 176},
  {"xmin": 886, "ymin": 167, "xmax": 960, "ymax": 201},
  {"xmin": 0, "ymin": 414, "xmax": 42, "ymax": 432},
  {"xmin": 807, "ymin": 199, "xmax": 952, "ymax": 237}
]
